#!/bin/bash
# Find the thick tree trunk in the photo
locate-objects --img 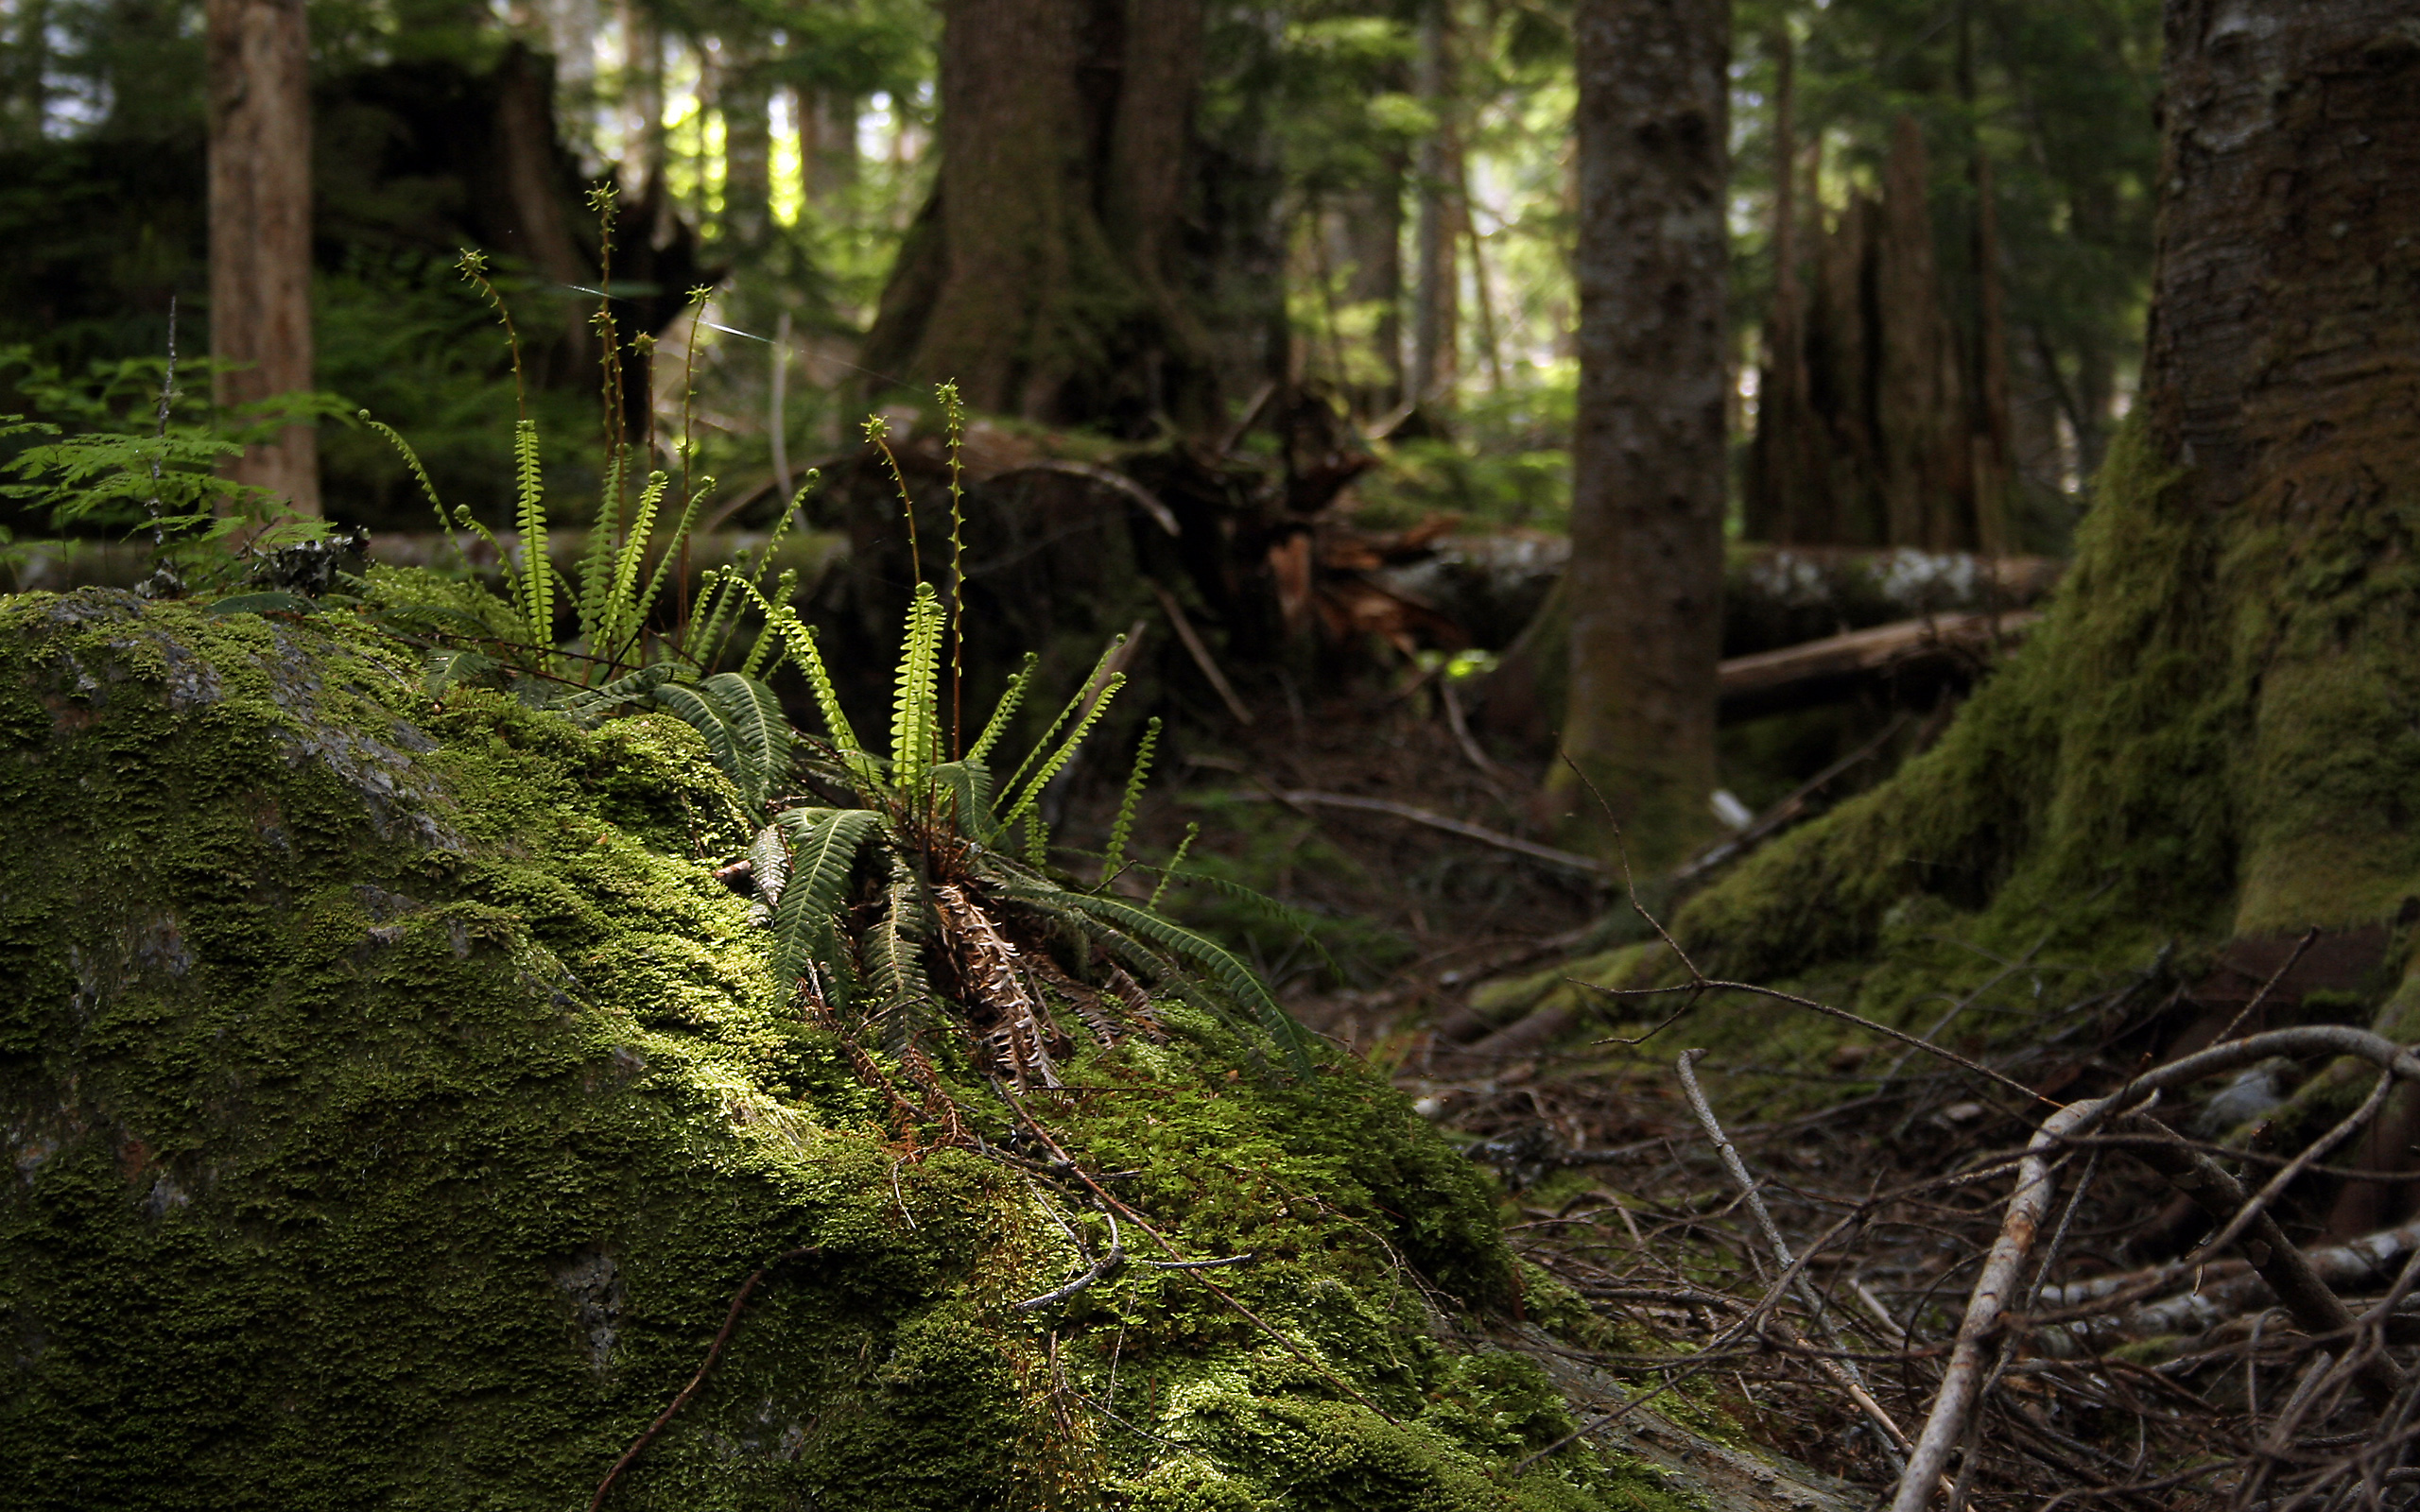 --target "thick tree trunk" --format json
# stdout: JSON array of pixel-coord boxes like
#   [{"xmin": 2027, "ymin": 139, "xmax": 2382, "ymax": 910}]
[
  {"xmin": 1554, "ymin": 0, "xmax": 1731, "ymax": 871},
  {"xmin": 1749, "ymin": 114, "xmax": 2016, "ymax": 552},
  {"xmin": 207, "ymin": 0, "xmax": 319, "ymax": 518},
  {"xmin": 861, "ymin": 0, "xmax": 1219, "ymax": 434},
  {"xmin": 1682, "ymin": 0, "xmax": 2420, "ymax": 1015}
]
